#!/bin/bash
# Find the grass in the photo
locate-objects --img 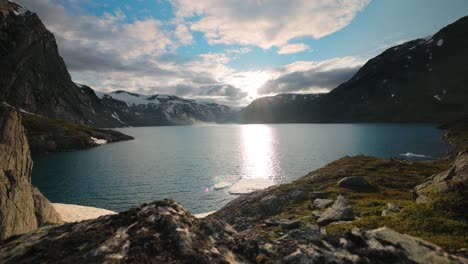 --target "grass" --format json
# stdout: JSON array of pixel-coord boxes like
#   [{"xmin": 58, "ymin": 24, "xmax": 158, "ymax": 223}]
[{"xmin": 327, "ymin": 191, "xmax": 468, "ymax": 252}]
